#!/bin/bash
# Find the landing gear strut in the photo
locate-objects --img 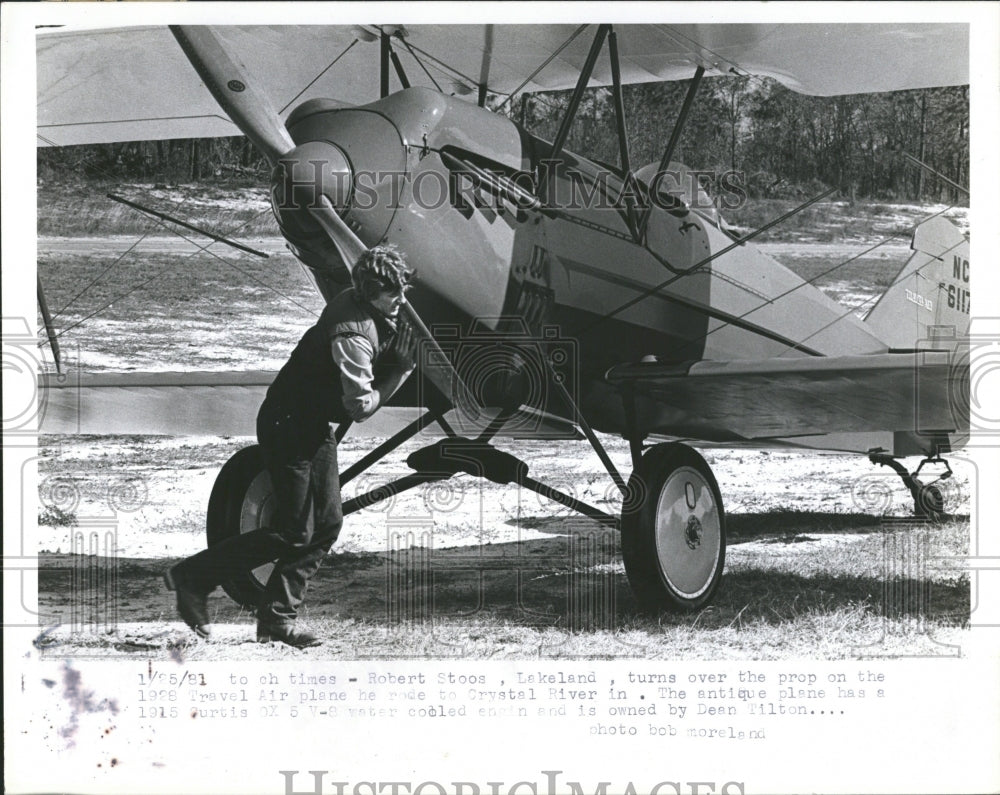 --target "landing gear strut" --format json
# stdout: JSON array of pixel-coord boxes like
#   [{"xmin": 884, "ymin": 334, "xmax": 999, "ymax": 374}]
[
  {"xmin": 204, "ymin": 361, "xmax": 729, "ymax": 614},
  {"xmin": 869, "ymin": 451, "xmax": 952, "ymax": 521}
]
